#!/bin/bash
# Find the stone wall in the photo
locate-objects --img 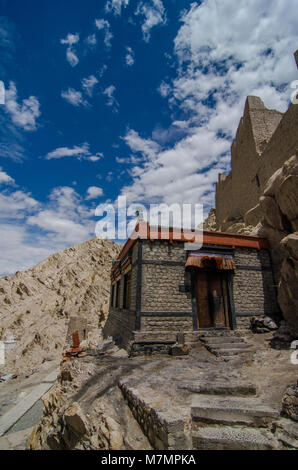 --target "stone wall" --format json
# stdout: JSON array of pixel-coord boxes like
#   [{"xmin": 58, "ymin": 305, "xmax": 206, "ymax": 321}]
[
  {"xmin": 216, "ymin": 95, "xmax": 298, "ymax": 231},
  {"xmin": 119, "ymin": 379, "xmax": 191, "ymax": 450},
  {"xmin": 141, "ymin": 316, "xmax": 193, "ymax": 332},
  {"xmin": 105, "ymin": 235, "xmax": 279, "ymax": 346},
  {"xmin": 216, "ymin": 96, "xmax": 284, "ymax": 226},
  {"xmin": 258, "ymin": 103, "xmax": 298, "ymax": 189},
  {"xmin": 66, "ymin": 316, "xmax": 93, "ymax": 345},
  {"xmin": 233, "ymin": 248, "xmax": 278, "ymax": 318},
  {"xmin": 141, "ymin": 240, "xmax": 192, "ymax": 313},
  {"xmin": 103, "ymin": 307, "xmax": 136, "ymax": 347},
  {"xmin": 142, "ymin": 264, "xmax": 191, "ymax": 313}
]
